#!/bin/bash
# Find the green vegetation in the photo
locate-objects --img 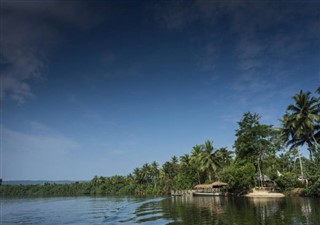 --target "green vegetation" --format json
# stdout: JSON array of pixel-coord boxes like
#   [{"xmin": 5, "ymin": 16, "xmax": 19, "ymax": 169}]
[{"xmin": 1, "ymin": 88, "xmax": 319, "ymax": 197}]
